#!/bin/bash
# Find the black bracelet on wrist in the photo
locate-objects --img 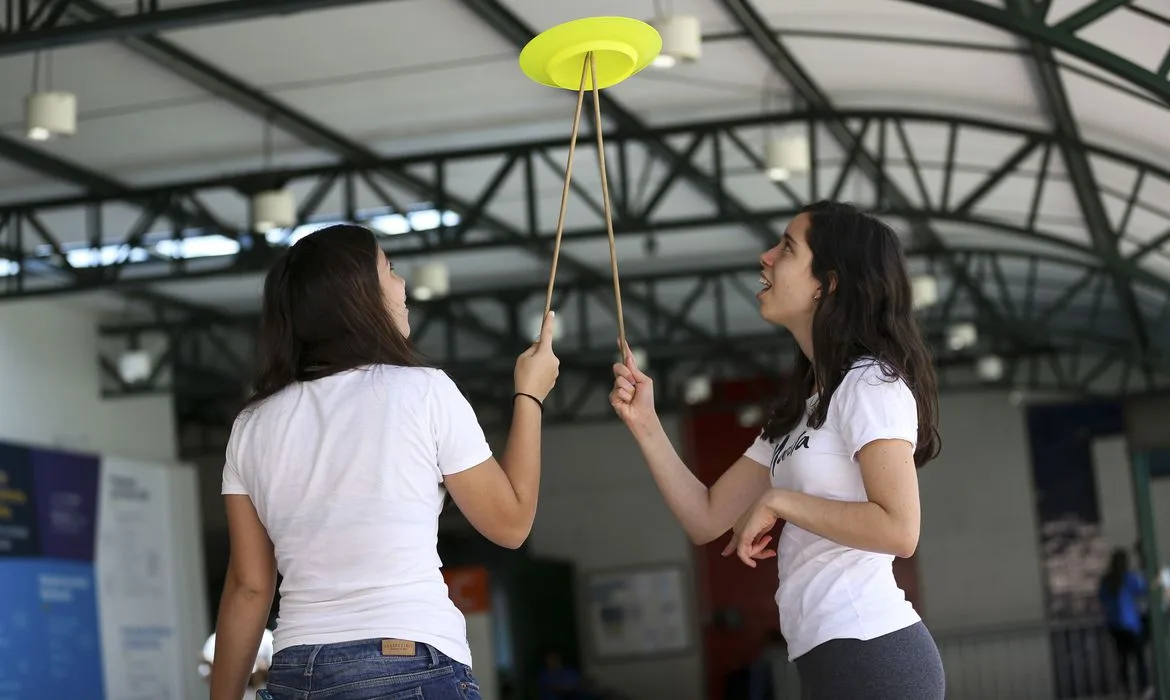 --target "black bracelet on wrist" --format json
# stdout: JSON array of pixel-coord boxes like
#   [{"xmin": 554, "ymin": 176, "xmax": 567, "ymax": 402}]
[{"xmin": 514, "ymin": 392, "xmax": 543, "ymax": 413}]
